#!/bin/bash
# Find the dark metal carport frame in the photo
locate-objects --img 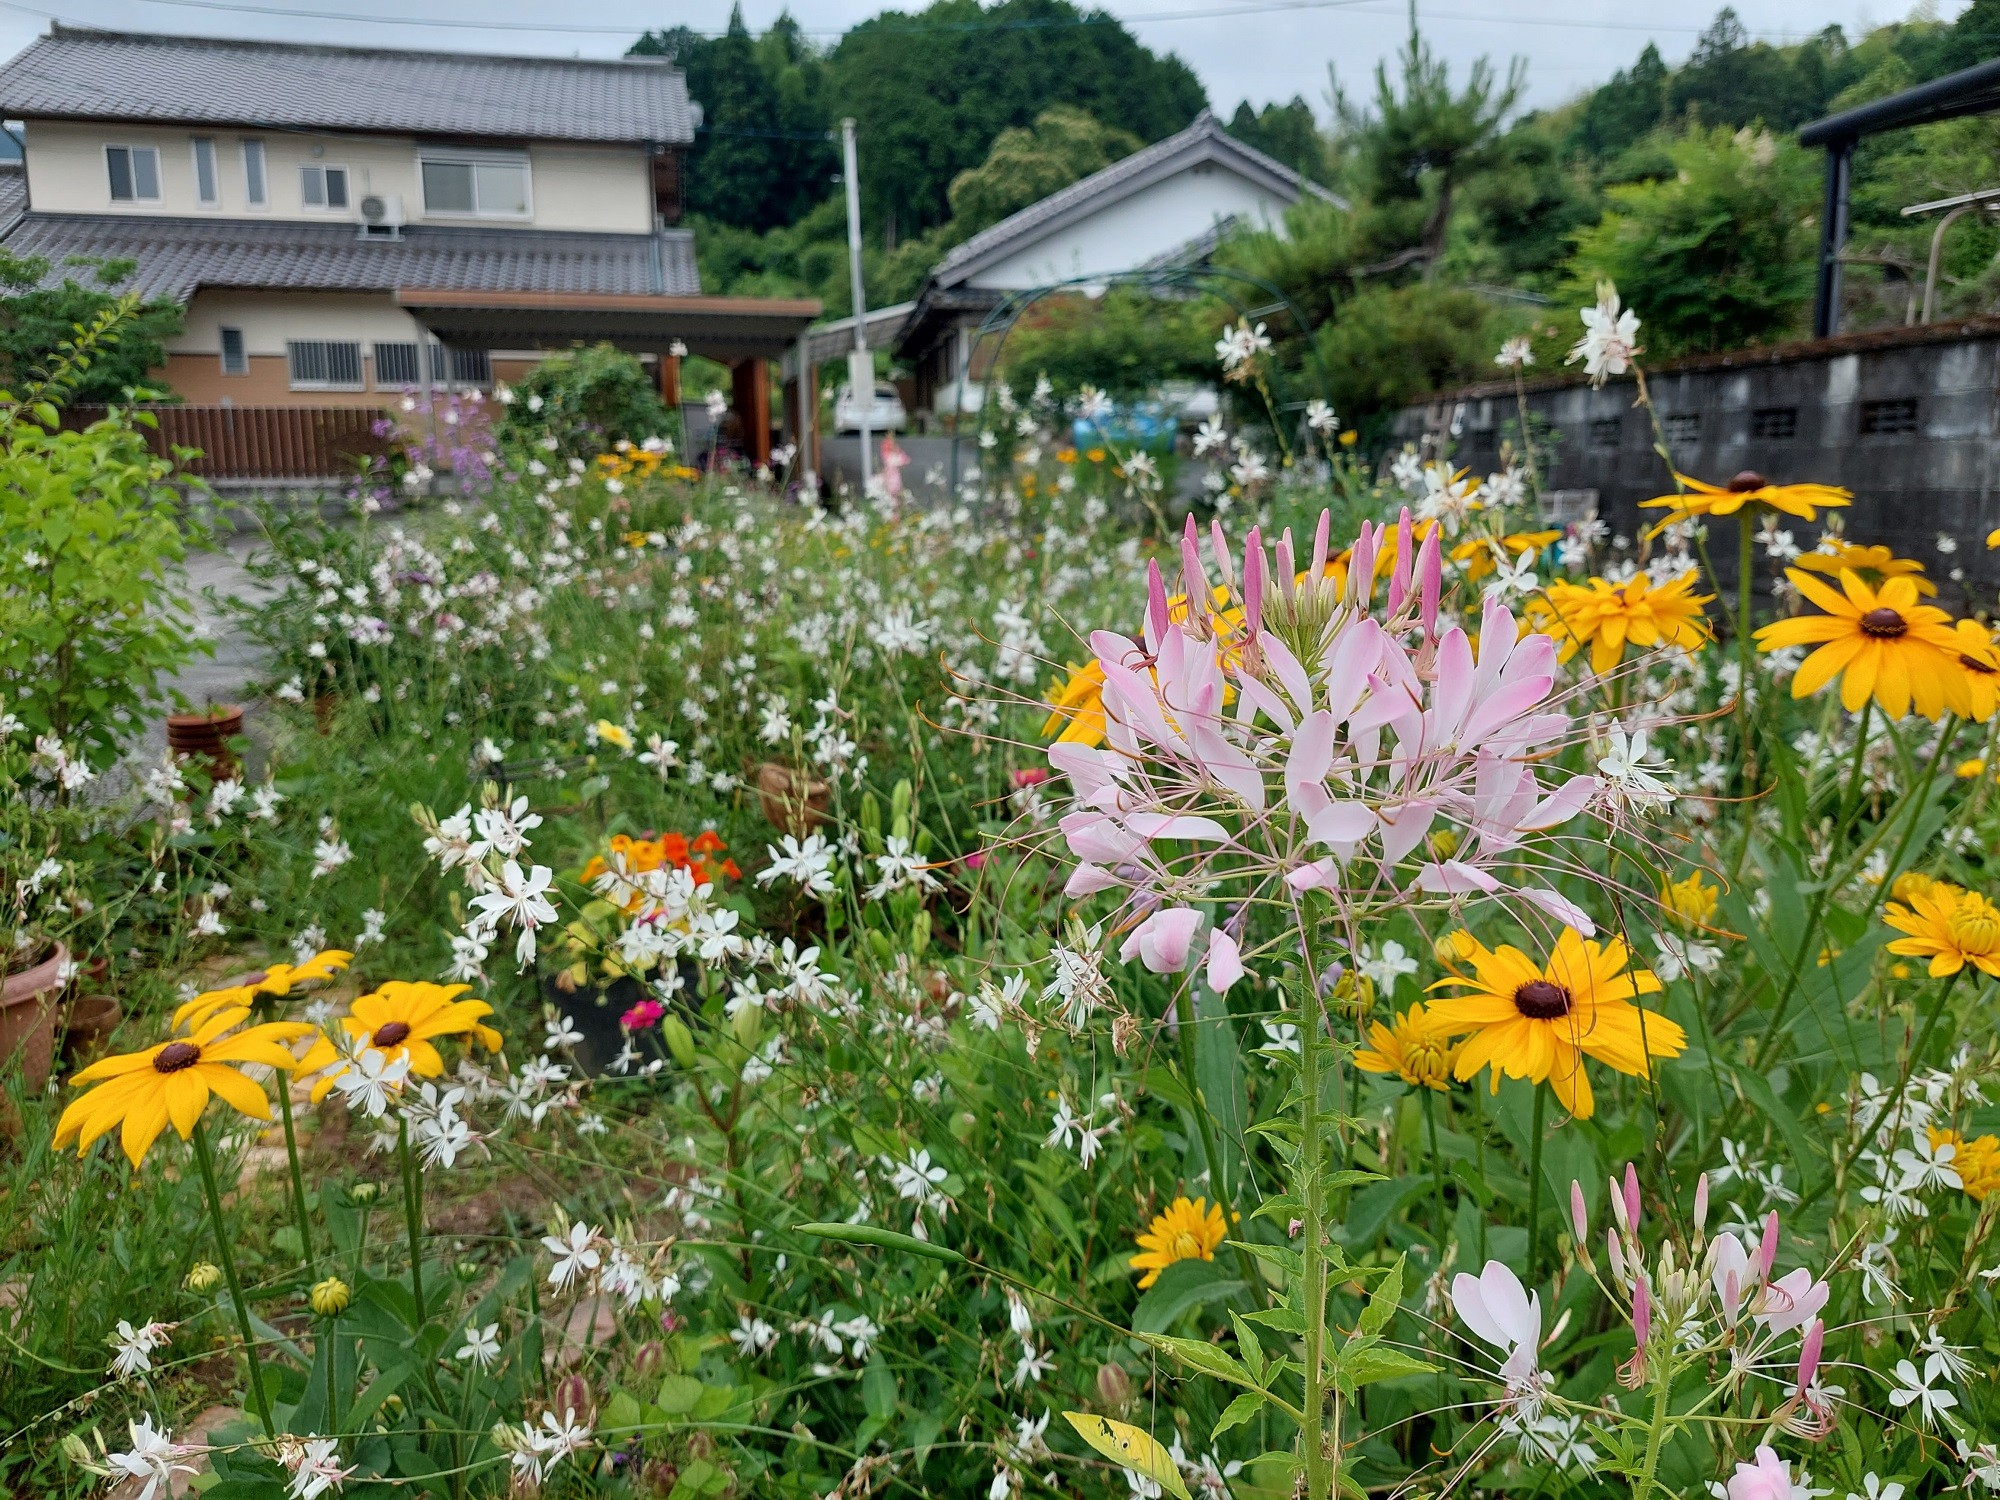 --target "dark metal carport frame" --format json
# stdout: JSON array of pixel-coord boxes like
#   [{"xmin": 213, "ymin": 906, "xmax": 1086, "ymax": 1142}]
[{"xmin": 1800, "ymin": 56, "xmax": 2000, "ymax": 337}]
